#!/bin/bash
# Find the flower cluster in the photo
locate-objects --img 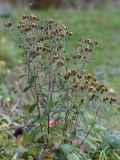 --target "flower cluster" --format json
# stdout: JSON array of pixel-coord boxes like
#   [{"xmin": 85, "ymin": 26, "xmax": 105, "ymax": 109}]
[
  {"xmin": 4, "ymin": 22, "xmax": 12, "ymax": 27},
  {"xmin": 4, "ymin": 14, "xmax": 73, "ymax": 61}
]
